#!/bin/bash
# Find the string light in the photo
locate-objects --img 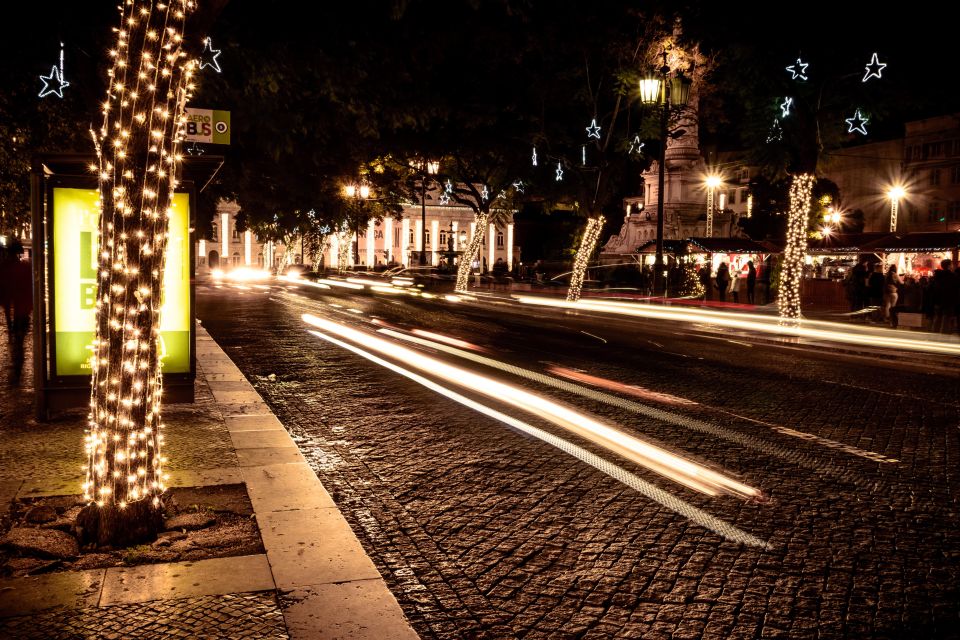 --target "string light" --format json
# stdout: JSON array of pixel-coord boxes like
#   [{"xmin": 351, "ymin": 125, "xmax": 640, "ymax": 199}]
[
  {"xmin": 566, "ymin": 216, "xmax": 605, "ymax": 302},
  {"xmin": 779, "ymin": 173, "xmax": 814, "ymax": 322},
  {"xmin": 862, "ymin": 52, "xmax": 886, "ymax": 82},
  {"xmin": 766, "ymin": 118, "xmax": 783, "ymax": 143},
  {"xmin": 455, "ymin": 212, "xmax": 490, "ymax": 292},
  {"xmin": 83, "ymin": 0, "xmax": 196, "ymax": 515},
  {"xmin": 39, "ymin": 42, "xmax": 70, "ymax": 98},
  {"xmin": 786, "ymin": 58, "xmax": 809, "ymax": 81},
  {"xmin": 845, "ymin": 109, "xmax": 869, "ymax": 135},
  {"xmin": 585, "ymin": 118, "xmax": 601, "ymax": 139},
  {"xmin": 780, "ymin": 97, "xmax": 793, "ymax": 118}
]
